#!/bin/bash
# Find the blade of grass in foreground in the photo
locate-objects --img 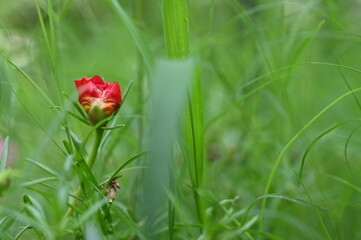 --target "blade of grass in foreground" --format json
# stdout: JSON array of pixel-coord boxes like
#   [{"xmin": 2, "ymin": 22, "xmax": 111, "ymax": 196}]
[
  {"xmin": 163, "ymin": 0, "xmax": 205, "ymax": 231},
  {"xmin": 162, "ymin": 0, "xmax": 202, "ymax": 237},
  {"xmin": 143, "ymin": 59, "xmax": 194, "ymax": 239},
  {"xmin": 163, "ymin": 0, "xmax": 189, "ymax": 59}
]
